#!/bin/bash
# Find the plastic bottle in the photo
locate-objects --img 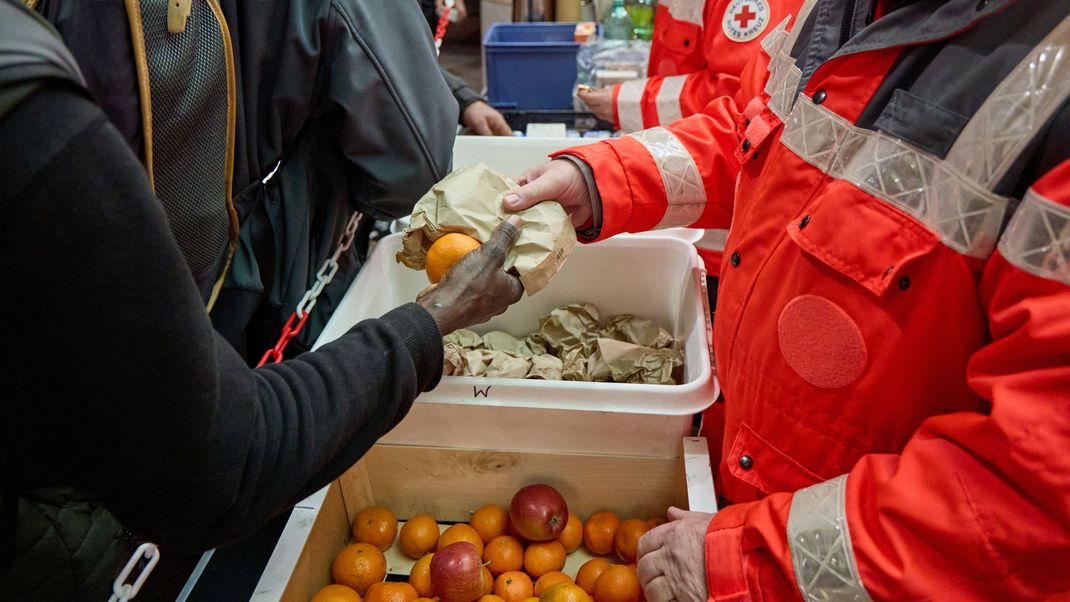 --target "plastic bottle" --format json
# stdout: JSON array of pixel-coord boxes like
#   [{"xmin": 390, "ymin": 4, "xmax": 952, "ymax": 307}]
[
  {"xmin": 626, "ymin": 0, "xmax": 654, "ymax": 40},
  {"xmin": 601, "ymin": 0, "xmax": 634, "ymax": 40}
]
